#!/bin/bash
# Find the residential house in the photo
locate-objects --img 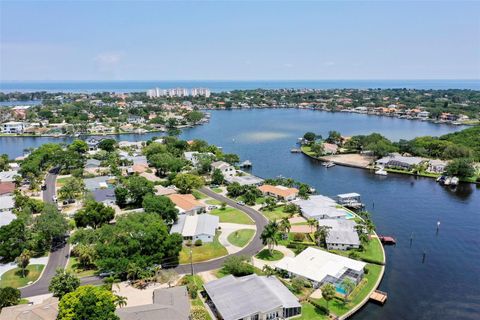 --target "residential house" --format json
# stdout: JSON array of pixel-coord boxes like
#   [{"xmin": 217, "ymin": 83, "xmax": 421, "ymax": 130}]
[
  {"xmin": 155, "ymin": 185, "xmax": 177, "ymax": 196},
  {"xmin": 0, "ymin": 170, "xmax": 18, "ymax": 182},
  {"xmin": 92, "ymin": 188, "xmax": 116, "ymax": 206},
  {"xmin": 376, "ymin": 154, "xmax": 425, "ymax": 170},
  {"xmin": 211, "ymin": 161, "xmax": 236, "ymax": 177},
  {"xmin": 184, "ymin": 151, "xmax": 215, "ymax": 166},
  {"xmin": 170, "ymin": 214, "xmax": 219, "ymax": 243},
  {"xmin": 127, "ymin": 115, "xmax": 146, "ymax": 124},
  {"xmin": 116, "ymin": 286, "xmax": 190, "ymax": 320},
  {"xmin": 1, "ymin": 121, "xmax": 24, "ymax": 134},
  {"xmin": 0, "ymin": 297, "xmax": 59, "ymax": 320},
  {"xmin": 85, "ymin": 137, "xmax": 102, "ymax": 151},
  {"xmin": 293, "ymin": 195, "xmax": 349, "ymax": 220},
  {"xmin": 258, "ymin": 184, "xmax": 299, "ymax": 201},
  {"xmin": 427, "ymin": 159, "xmax": 448, "ymax": 174},
  {"xmin": 318, "ymin": 219, "xmax": 361, "ymax": 250},
  {"xmin": 85, "ymin": 159, "xmax": 101, "ymax": 169},
  {"xmin": 167, "ymin": 193, "xmax": 206, "ymax": 215},
  {"xmin": 83, "ymin": 176, "xmax": 115, "ymax": 191},
  {"xmin": 0, "ymin": 181, "xmax": 15, "ymax": 196},
  {"xmin": 323, "ymin": 143, "xmax": 339, "ymax": 155},
  {"xmin": 417, "ymin": 111, "xmax": 430, "ymax": 119},
  {"xmin": 224, "ymin": 171, "xmax": 264, "ymax": 186},
  {"xmin": 204, "ymin": 274, "xmax": 301, "ymax": 320},
  {"xmin": 0, "ymin": 210, "xmax": 16, "ymax": 227},
  {"xmin": 0, "ymin": 195, "xmax": 14, "ymax": 212},
  {"xmin": 275, "ymin": 247, "xmax": 366, "ymax": 288}
]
